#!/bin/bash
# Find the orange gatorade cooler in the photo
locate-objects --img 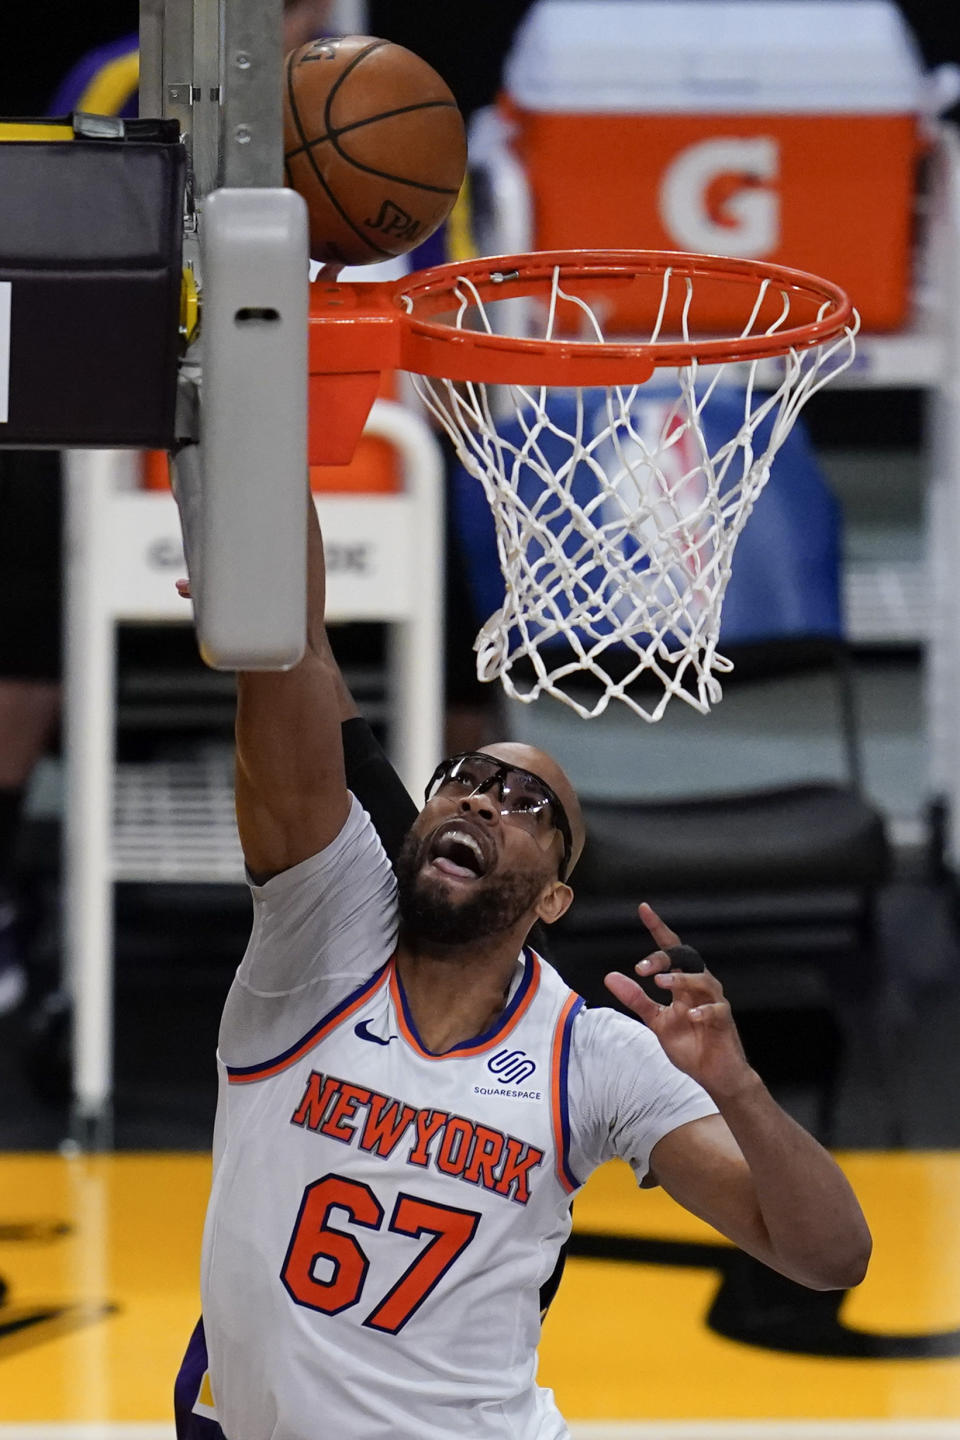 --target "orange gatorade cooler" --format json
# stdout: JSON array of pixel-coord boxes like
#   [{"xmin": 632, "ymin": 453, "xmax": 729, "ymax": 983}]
[{"xmin": 495, "ymin": 0, "xmax": 944, "ymax": 331}]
